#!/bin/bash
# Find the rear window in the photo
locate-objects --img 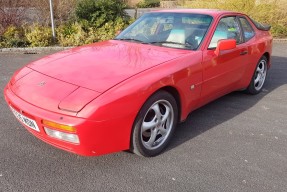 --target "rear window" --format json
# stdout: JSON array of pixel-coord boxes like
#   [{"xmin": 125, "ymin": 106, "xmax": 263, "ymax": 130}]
[{"xmin": 239, "ymin": 17, "xmax": 255, "ymax": 41}]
